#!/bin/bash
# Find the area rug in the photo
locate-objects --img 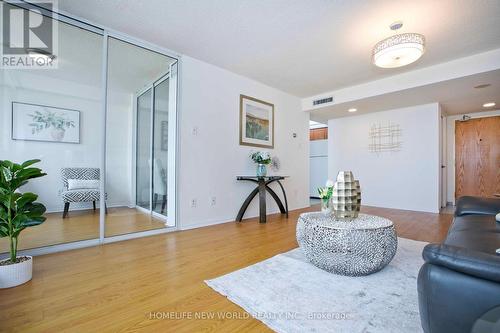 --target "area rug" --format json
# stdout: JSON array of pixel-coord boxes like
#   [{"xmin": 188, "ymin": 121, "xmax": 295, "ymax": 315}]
[{"xmin": 205, "ymin": 237, "xmax": 427, "ymax": 333}]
